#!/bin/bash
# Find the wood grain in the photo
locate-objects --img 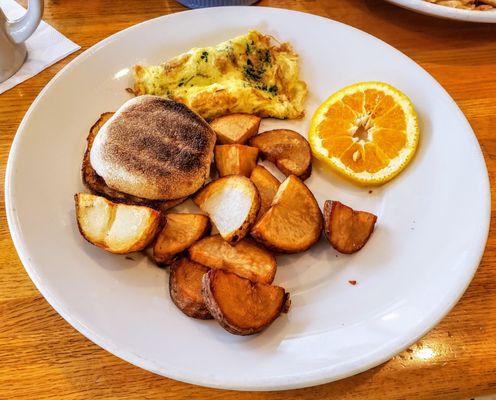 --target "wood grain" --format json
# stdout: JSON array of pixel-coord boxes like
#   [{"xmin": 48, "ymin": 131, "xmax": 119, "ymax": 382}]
[{"xmin": 1, "ymin": 1, "xmax": 496, "ymax": 399}]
